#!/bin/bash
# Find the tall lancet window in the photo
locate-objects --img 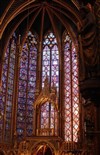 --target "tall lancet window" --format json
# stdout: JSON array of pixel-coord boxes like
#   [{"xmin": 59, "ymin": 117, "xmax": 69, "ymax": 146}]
[
  {"xmin": 0, "ymin": 34, "xmax": 16, "ymax": 142},
  {"xmin": 41, "ymin": 31, "xmax": 59, "ymax": 135},
  {"xmin": 17, "ymin": 31, "xmax": 38, "ymax": 139},
  {"xmin": 63, "ymin": 31, "xmax": 79, "ymax": 142}
]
